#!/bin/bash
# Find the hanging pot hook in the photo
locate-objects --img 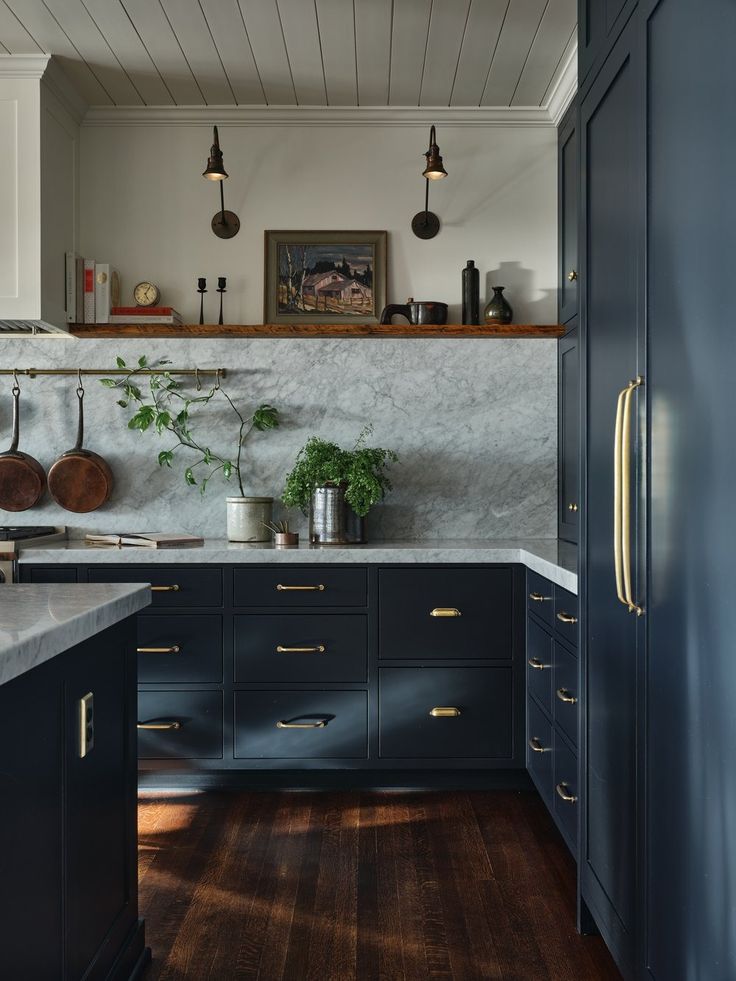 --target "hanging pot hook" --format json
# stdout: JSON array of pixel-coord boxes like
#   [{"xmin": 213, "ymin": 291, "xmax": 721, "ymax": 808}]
[
  {"xmin": 76, "ymin": 368, "xmax": 85, "ymax": 398},
  {"xmin": 214, "ymin": 369, "xmax": 221, "ymax": 391},
  {"xmin": 11, "ymin": 369, "xmax": 20, "ymax": 396},
  {"xmin": 195, "ymin": 367, "xmax": 202, "ymax": 392}
]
